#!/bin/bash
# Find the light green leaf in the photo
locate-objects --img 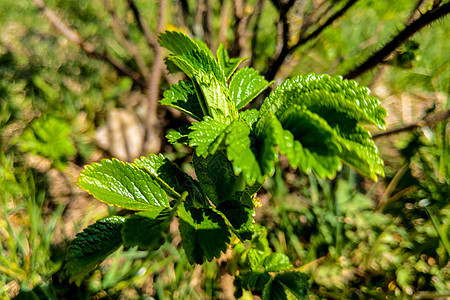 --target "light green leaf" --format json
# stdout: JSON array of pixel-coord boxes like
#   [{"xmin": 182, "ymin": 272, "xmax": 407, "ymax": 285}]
[
  {"xmin": 160, "ymin": 80, "xmax": 205, "ymax": 120},
  {"xmin": 189, "ymin": 117, "xmax": 228, "ymax": 157},
  {"xmin": 240, "ymin": 109, "xmax": 260, "ymax": 128},
  {"xmin": 122, "ymin": 209, "xmax": 170, "ymax": 250},
  {"xmin": 229, "ymin": 67, "xmax": 272, "ymax": 109},
  {"xmin": 78, "ymin": 159, "xmax": 169, "ymax": 211},
  {"xmin": 275, "ymin": 271, "xmax": 310, "ymax": 299},
  {"xmin": 263, "ymin": 253, "xmax": 293, "ymax": 272},
  {"xmin": 66, "ymin": 216, "xmax": 125, "ymax": 284},
  {"xmin": 134, "ymin": 155, "xmax": 206, "ymax": 207},
  {"xmin": 216, "ymin": 43, "xmax": 246, "ymax": 79},
  {"xmin": 178, "ymin": 203, "xmax": 231, "ymax": 264},
  {"xmin": 225, "ymin": 120, "xmax": 263, "ymax": 185},
  {"xmin": 158, "ymin": 31, "xmax": 206, "ymax": 56}
]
